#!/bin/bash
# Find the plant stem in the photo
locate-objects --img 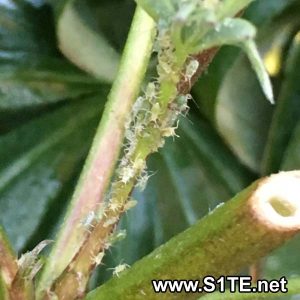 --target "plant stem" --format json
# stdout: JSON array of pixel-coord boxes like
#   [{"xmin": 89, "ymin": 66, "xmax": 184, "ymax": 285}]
[
  {"xmin": 85, "ymin": 171, "xmax": 300, "ymax": 300},
  {"xmin": 0, "ymin": 226, "xmax": 32, "ymax": 300},
  {"xmin": 47, "ymin": 37, "xmax": 223, "ymax": 300},
  {"xmin": 0, "ymin": 227, "xmax": 17, "ymax": 293},
  {"xmin": 37, "ymin": 6, "xmax": 156, "ymax": 297}
]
